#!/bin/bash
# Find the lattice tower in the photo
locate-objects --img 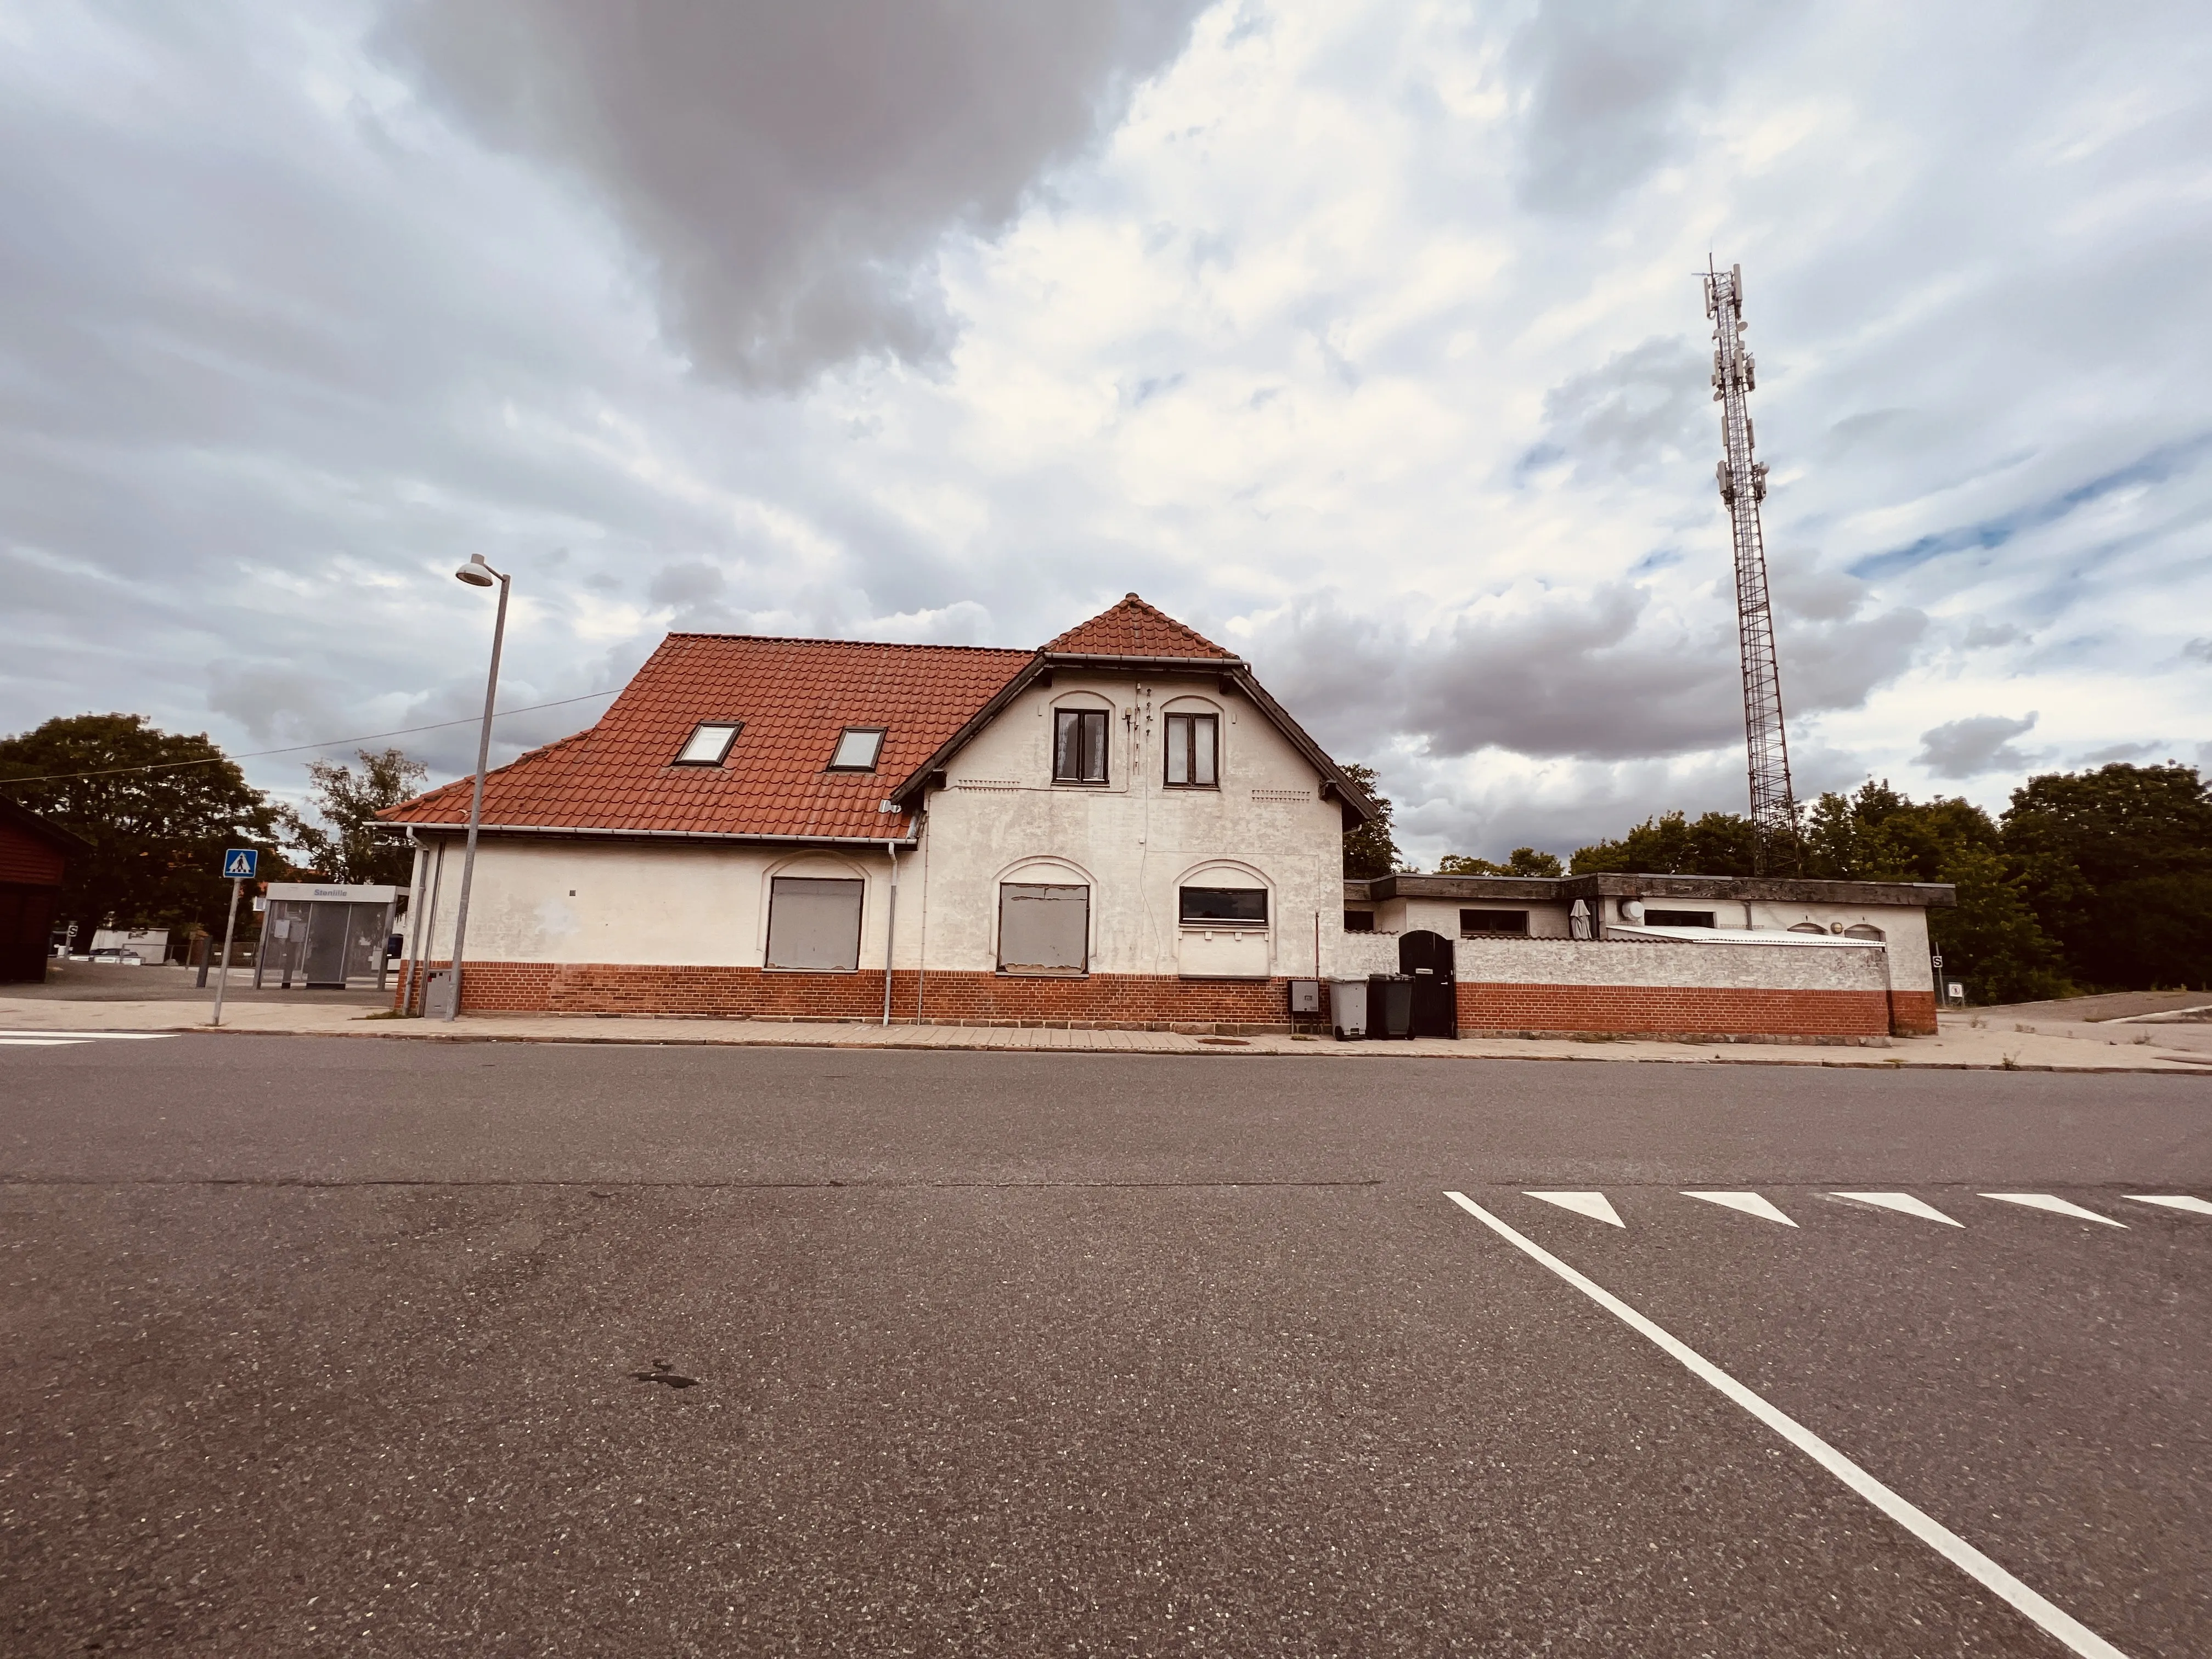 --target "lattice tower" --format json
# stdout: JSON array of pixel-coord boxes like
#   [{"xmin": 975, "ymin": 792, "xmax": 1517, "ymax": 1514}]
[{"xmin": 1705, "ymin": 261, "xmax": 1800, "ymax": 873}]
